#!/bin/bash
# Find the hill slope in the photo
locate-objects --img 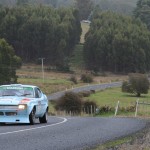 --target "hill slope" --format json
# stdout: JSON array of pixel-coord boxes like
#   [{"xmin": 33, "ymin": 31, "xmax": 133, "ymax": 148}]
[{"xmin": 0, "ymin": 0, "xmax": 138, "ymax": 15}]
